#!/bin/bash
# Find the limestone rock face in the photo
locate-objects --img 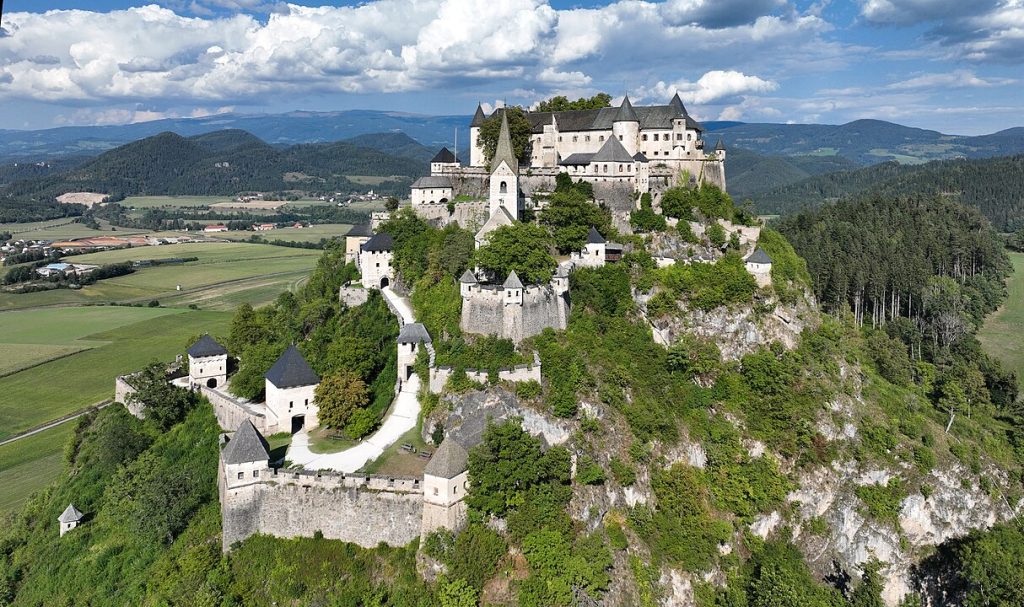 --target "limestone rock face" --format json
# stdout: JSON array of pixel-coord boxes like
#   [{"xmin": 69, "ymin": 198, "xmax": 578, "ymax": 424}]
[{"xmin": 423, "ymin": 387, "xmax": 572, "ymax": 449}]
